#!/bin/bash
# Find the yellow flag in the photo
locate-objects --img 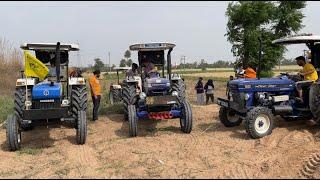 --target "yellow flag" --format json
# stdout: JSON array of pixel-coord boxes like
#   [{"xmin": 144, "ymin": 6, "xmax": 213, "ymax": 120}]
[{"xmin": 24, "ymin": 51, "xmax": 49, "ymax": 80}]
